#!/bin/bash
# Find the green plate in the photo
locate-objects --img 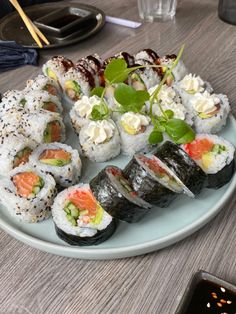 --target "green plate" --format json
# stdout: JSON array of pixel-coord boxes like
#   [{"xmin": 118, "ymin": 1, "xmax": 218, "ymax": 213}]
[{"xmin": 0, "ymin": 114, "xmax": 235, "ymax": 260}]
